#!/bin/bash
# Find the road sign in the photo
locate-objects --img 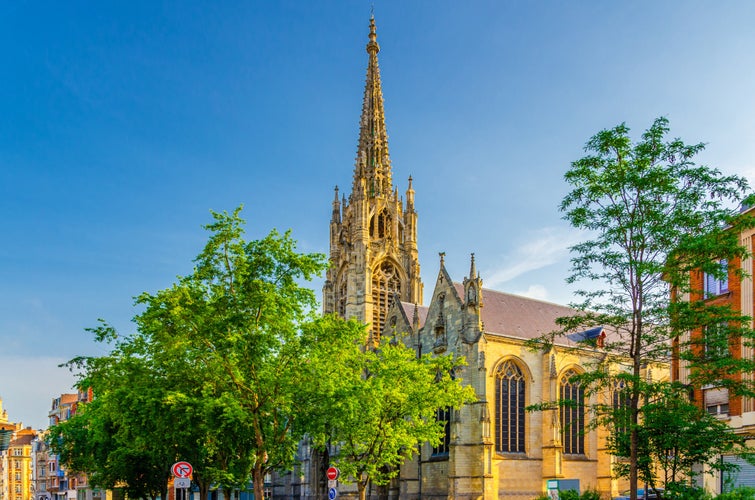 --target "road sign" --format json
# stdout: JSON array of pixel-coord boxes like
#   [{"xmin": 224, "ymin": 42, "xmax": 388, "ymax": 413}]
[
  {"xmin": 174, "ymin": 478, "xmax": 191, "ymax": 489},
  {"xmin": 328, "ymin": 488, "xmax": 338, "ymax": 500},
  {"xmin": 172, "ymin": 461, "xmax": 193, "ymax": 478},
  {"xmin": 328, "ymin": 480, "xmax": 337, "ymax": 489},
  {"xmin": 326, "ymin": 466, "xmax": 339, "ymax": 481}
]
